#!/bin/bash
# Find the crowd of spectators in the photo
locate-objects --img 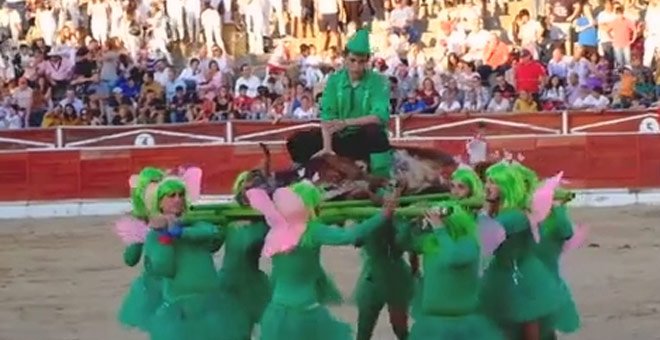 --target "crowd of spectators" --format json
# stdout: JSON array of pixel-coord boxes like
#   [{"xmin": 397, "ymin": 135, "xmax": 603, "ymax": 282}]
[{"xmin": 0, "ymin": 0, "xmax": 659, "ymax": 129}]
